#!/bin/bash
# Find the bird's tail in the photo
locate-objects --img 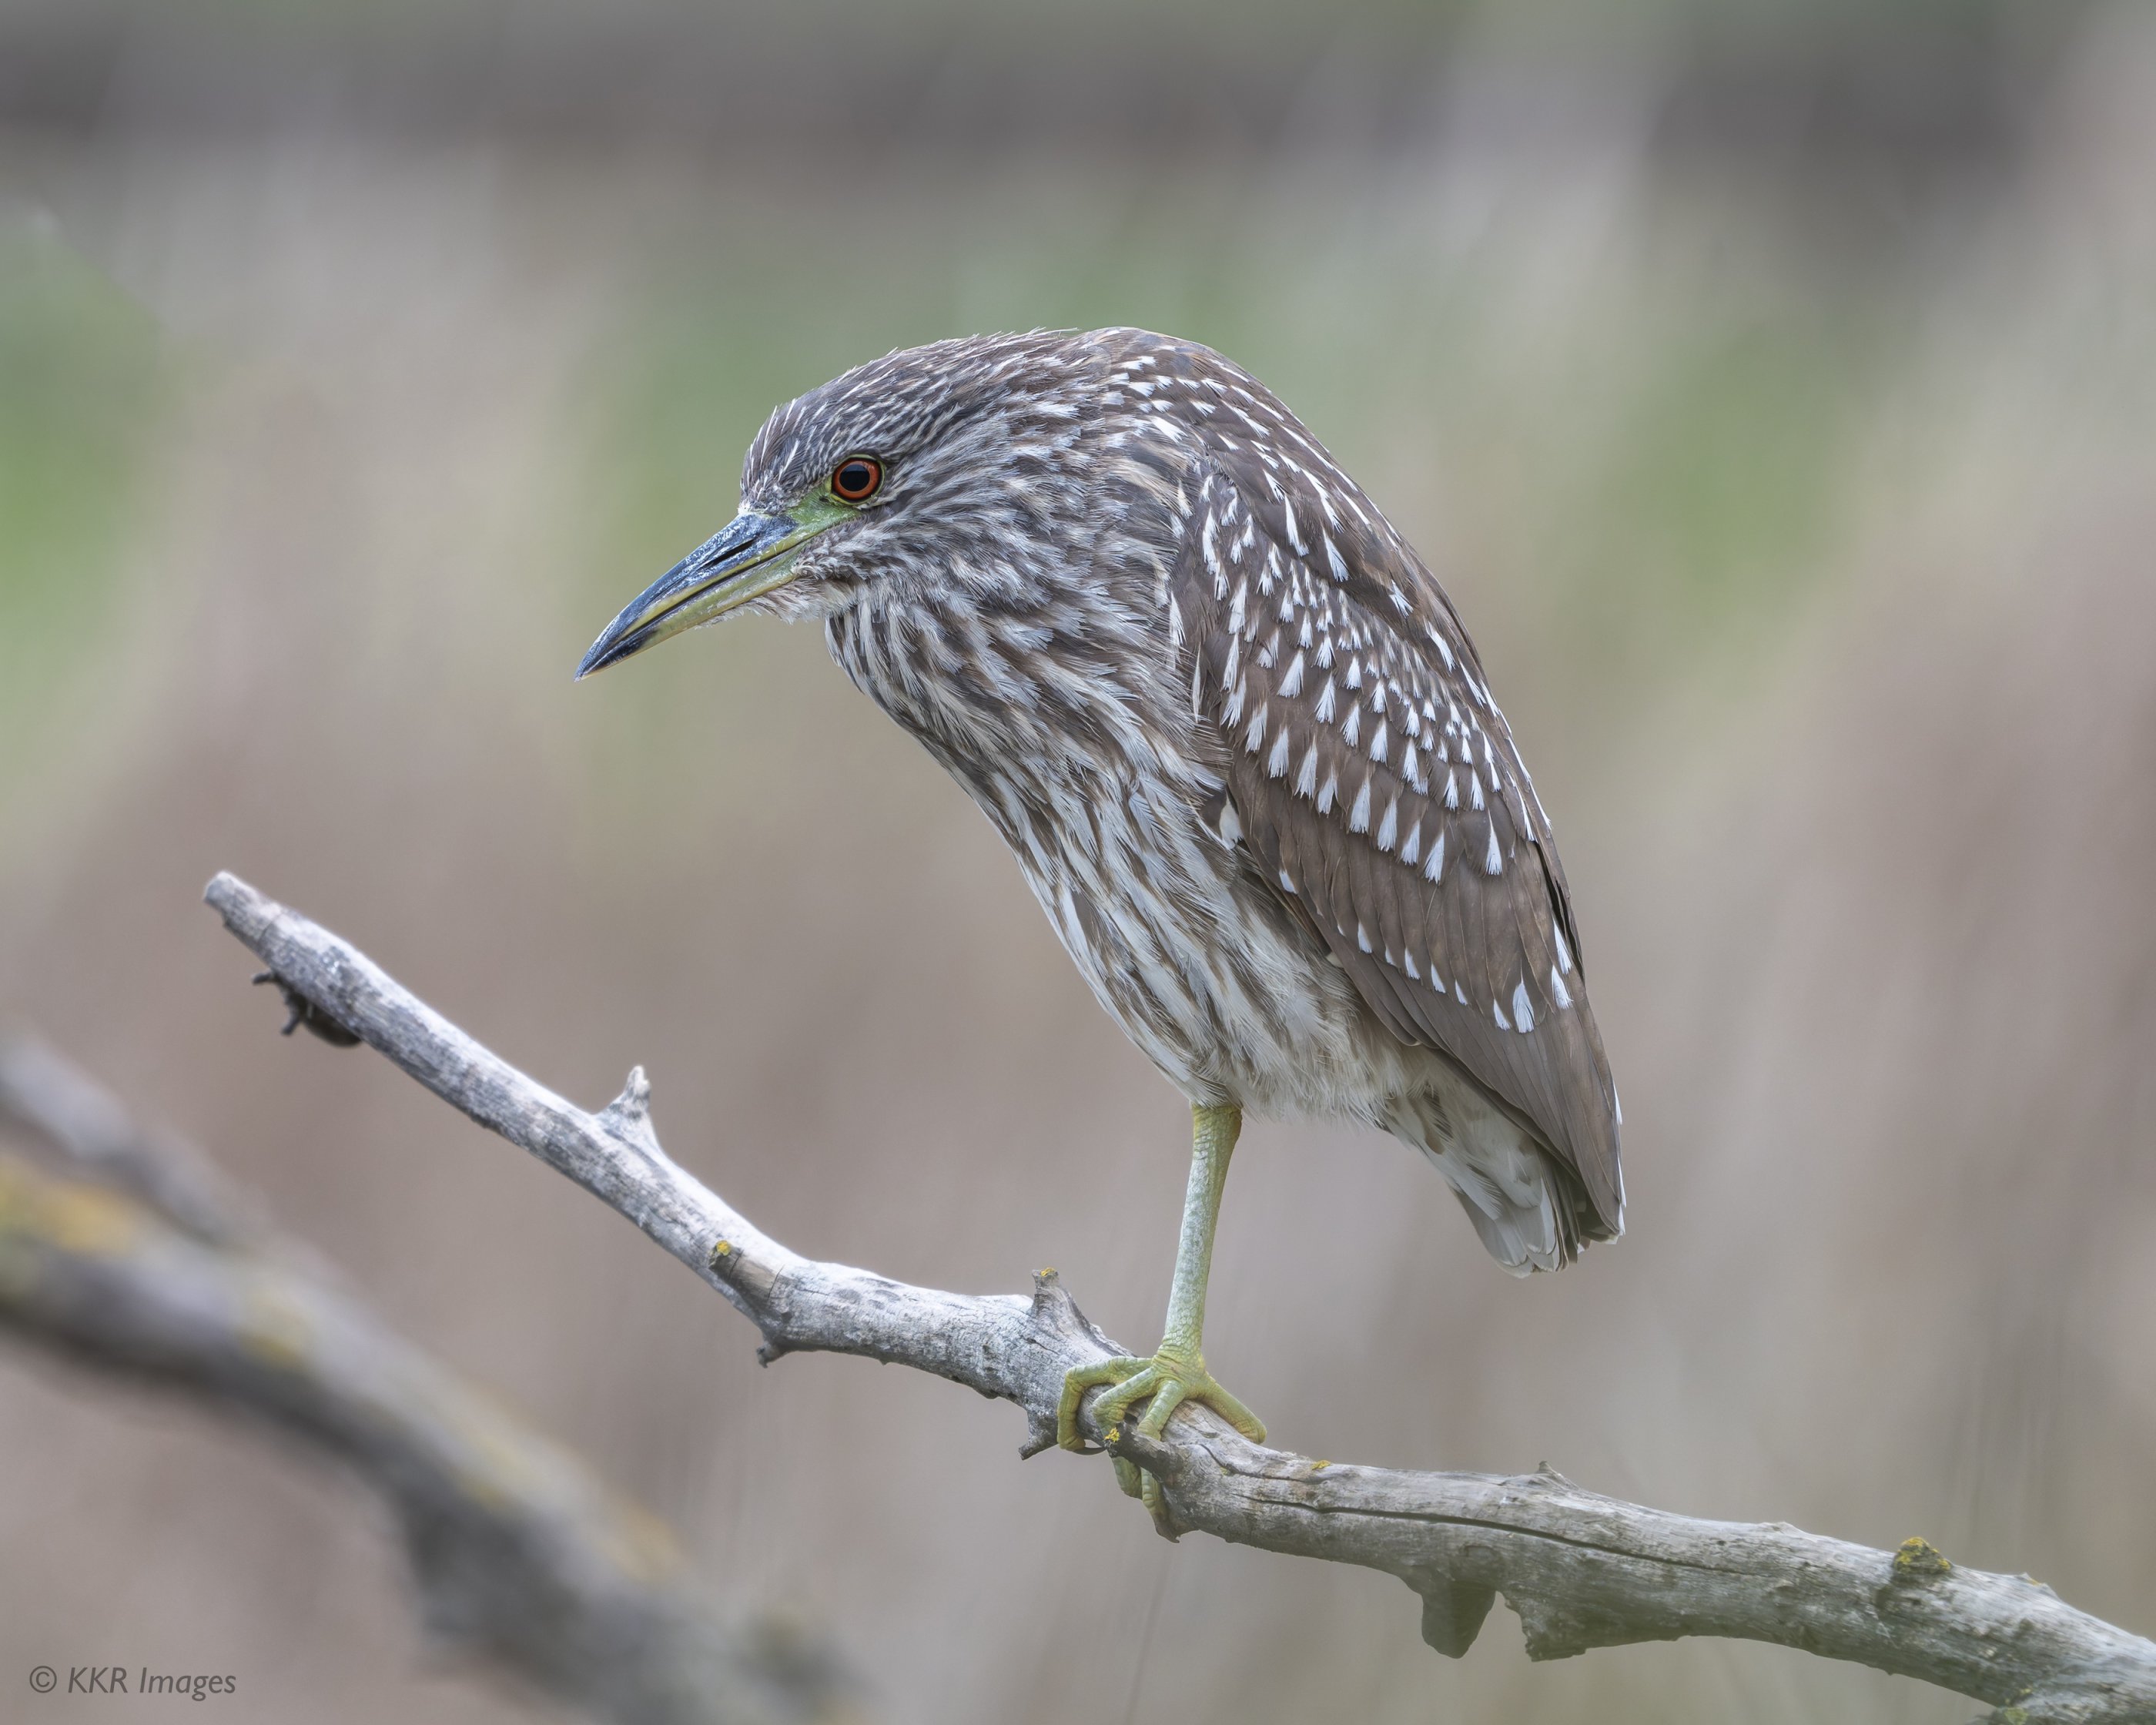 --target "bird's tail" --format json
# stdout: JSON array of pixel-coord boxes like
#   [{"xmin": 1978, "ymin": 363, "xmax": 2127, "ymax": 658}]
[{"xmin": 1381, "ymin": 1090, "xmax": 1597, "ymax": 1276}]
